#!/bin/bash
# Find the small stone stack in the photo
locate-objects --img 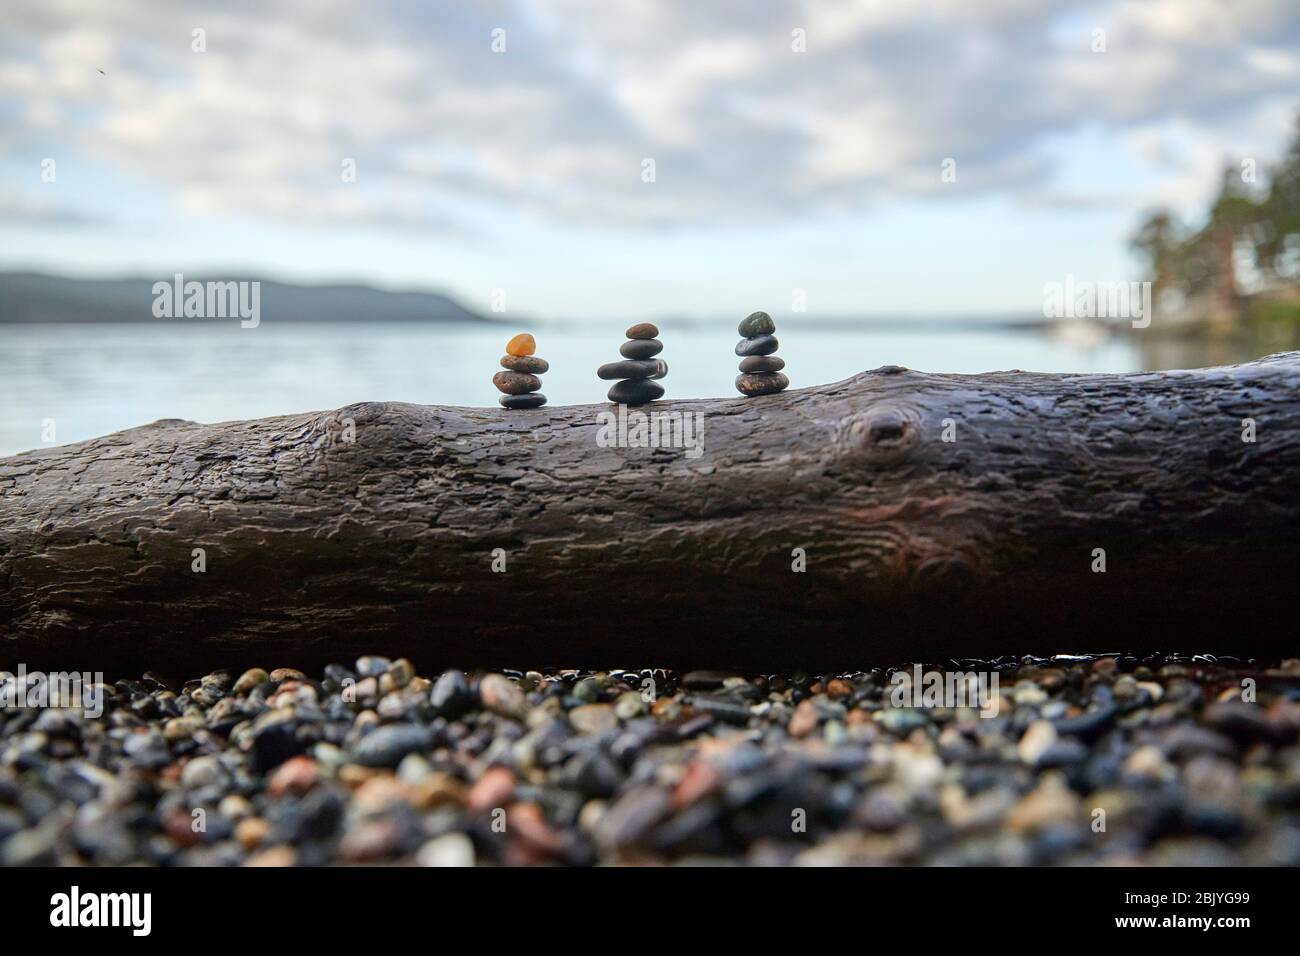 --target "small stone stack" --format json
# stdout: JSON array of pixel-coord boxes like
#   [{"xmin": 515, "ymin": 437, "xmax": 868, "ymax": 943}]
[
  {"xmin": 598, "ymin": 322, "xmax": 667, "ymax": 405},
  {"xmin": 493, "ymin": 333, "xmax": 548, "ymax": 409},
  {"xmin": 734, "ymin": 311, "xmax": 789, "ymax": 397}
]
